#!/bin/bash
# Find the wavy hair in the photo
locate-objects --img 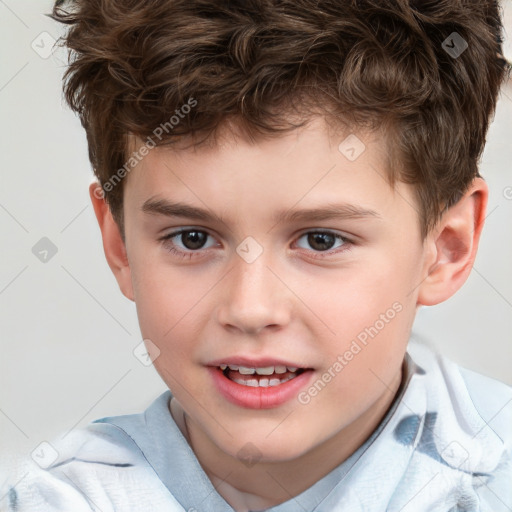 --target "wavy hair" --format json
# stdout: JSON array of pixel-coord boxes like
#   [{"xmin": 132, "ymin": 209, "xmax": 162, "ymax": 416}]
[{"xmin": 49, "ymin": 0, "xmax": 509, "ymax": 240}]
